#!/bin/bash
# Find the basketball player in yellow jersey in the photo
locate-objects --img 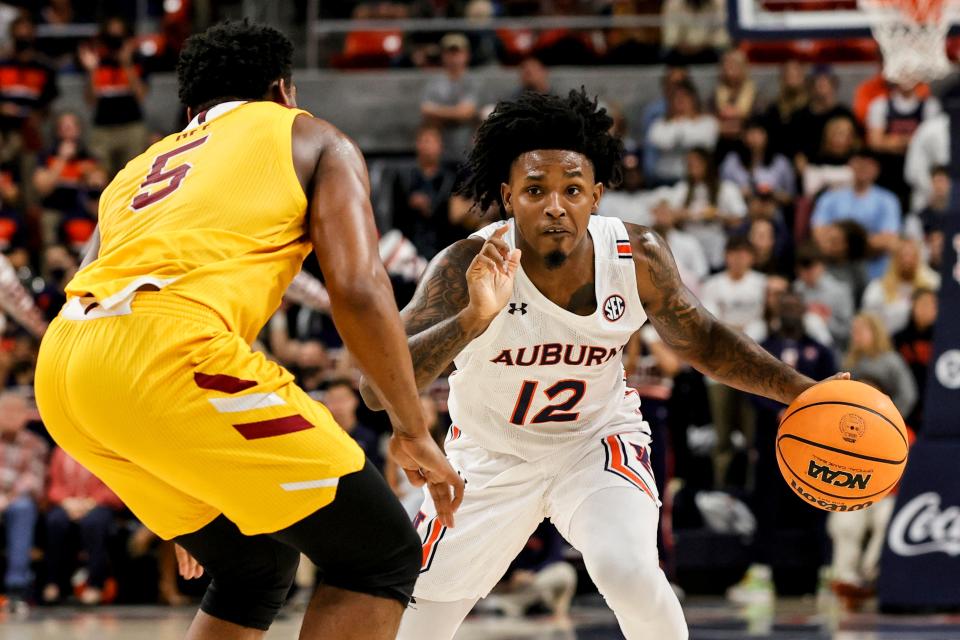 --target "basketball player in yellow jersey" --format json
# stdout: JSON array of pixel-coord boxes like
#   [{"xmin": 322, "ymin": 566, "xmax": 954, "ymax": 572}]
[{"xmin": 35, "ymin": 21, "xmax": 463, "ymax": 640}]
